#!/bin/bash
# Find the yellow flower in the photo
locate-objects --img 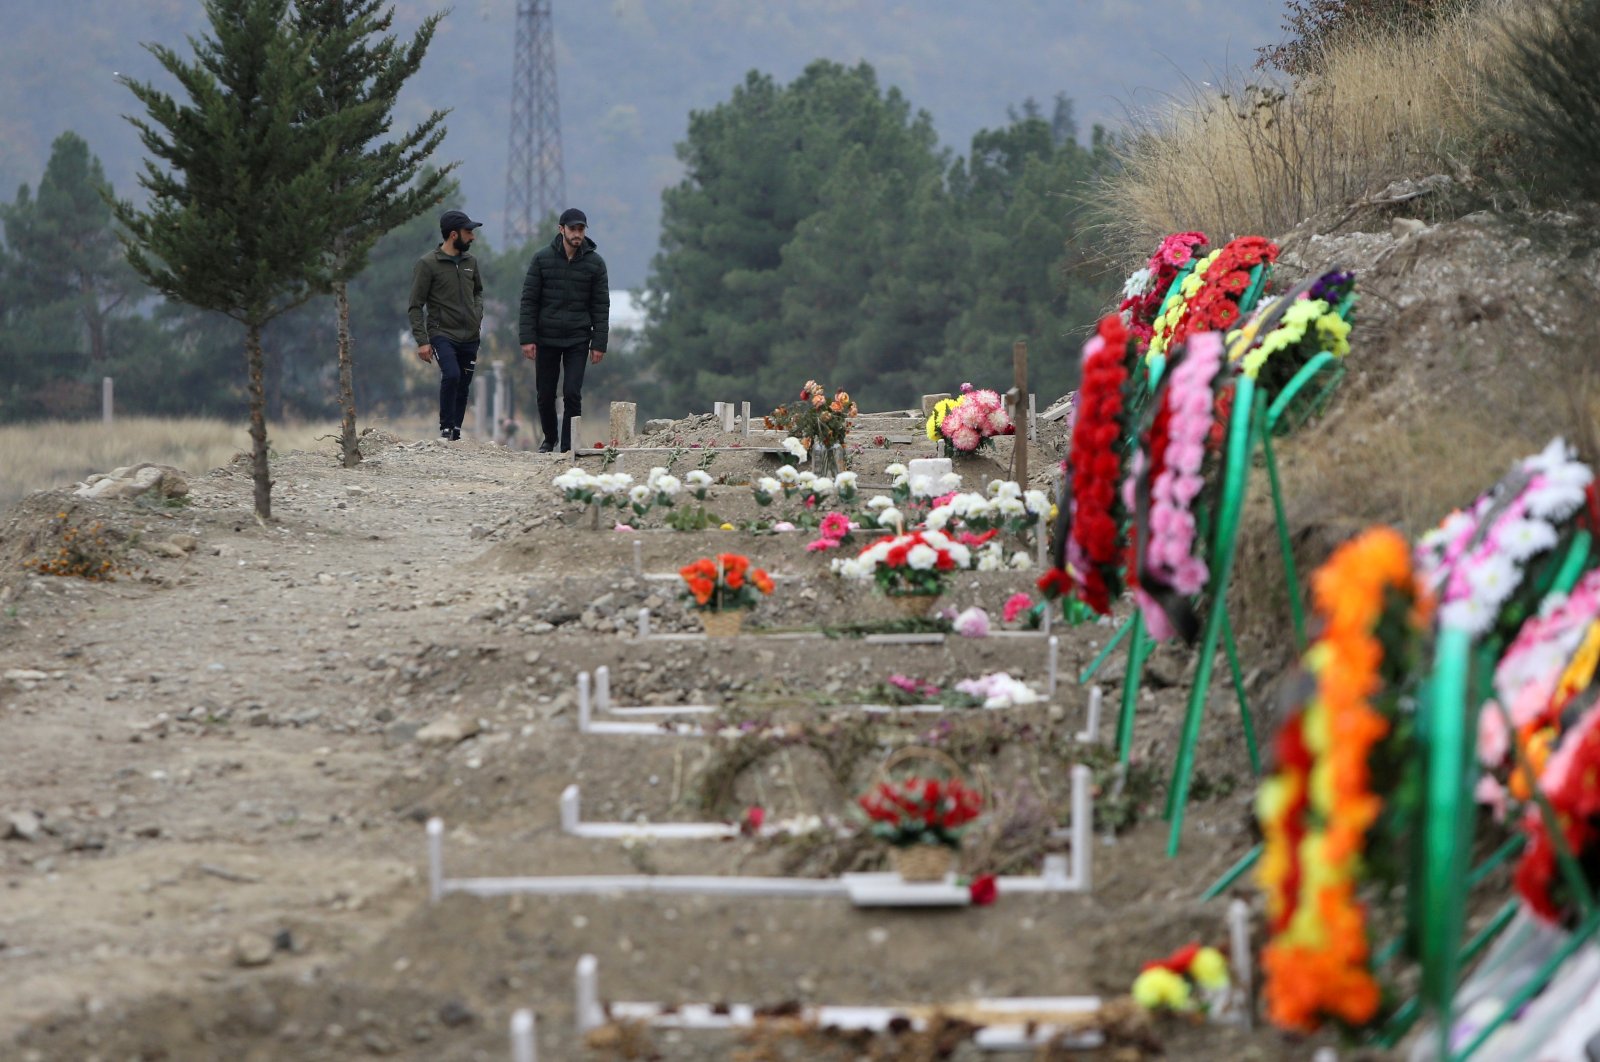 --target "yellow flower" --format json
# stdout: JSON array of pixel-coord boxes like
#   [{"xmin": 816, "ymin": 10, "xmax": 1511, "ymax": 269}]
[
  {"xmin": 925, "ymin": 397, "xmax": 963, "ymax": 441},
  {"xmin": 1191, "ymin": 947, "xmax": 1230, "ymax": 991},
  {"xmin": 1133, "ymin": 968, "xmax": 1193, "ymax": 1011},
  {"xmin": 1048, "ymin": 503, "xmax": 1059, "ymax": 521},
  {"xmin": 719, "ymin": 523, "xmax": 735, "ymax": 531}
]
